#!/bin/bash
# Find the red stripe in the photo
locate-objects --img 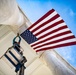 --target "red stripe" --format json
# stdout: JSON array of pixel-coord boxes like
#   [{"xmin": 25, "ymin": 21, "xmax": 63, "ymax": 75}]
[
  {"xmin": 33, "ymin": 36, "xmax": 75, "ymax": 49},
  {"xmin": 31, "ymin": 31, "xmax": 72, "ymax": 47},
  {"xmin": 28, "ymin": 9, "xmax": 55, "ymax": 30},
  {"xmin": 31, "ymin": 27, "xmax": 70, "ymax": 47},
  {"xmin": 36, "ymin": 41, "xmax": 76, "ymax": 52},
  {"xmin": 35, "ymin": 20, "xmax": 64, "ymax": 36},
  {"xmin": 38, "ymin": 25, "xmax": 67, "ymax": 39},
  {"xmin": 32, "ymin": 14, "xmax": 60, "ymax": 33}
]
